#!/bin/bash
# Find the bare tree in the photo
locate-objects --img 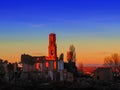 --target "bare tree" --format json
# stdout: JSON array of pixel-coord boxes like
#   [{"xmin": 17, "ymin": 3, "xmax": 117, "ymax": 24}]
[
  {"xmin": 104, "ymin": 53, "xmax": 120, "ymax": 73},
  {"xmin": 68, "ymin": 45, "xmax": 76, "ymax": 62}
]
